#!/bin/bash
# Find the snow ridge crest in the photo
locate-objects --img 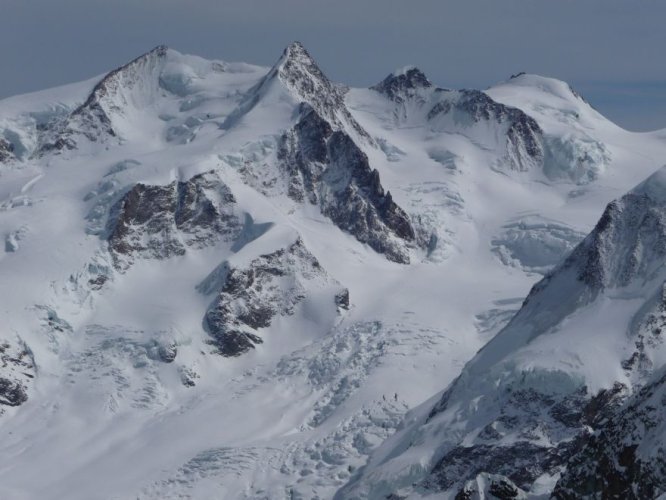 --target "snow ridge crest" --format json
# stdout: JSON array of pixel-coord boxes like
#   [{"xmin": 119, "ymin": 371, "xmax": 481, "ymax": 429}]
[{"xmin": 37, "ymin": 45, "xmax": 170, "ymax": 154}]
